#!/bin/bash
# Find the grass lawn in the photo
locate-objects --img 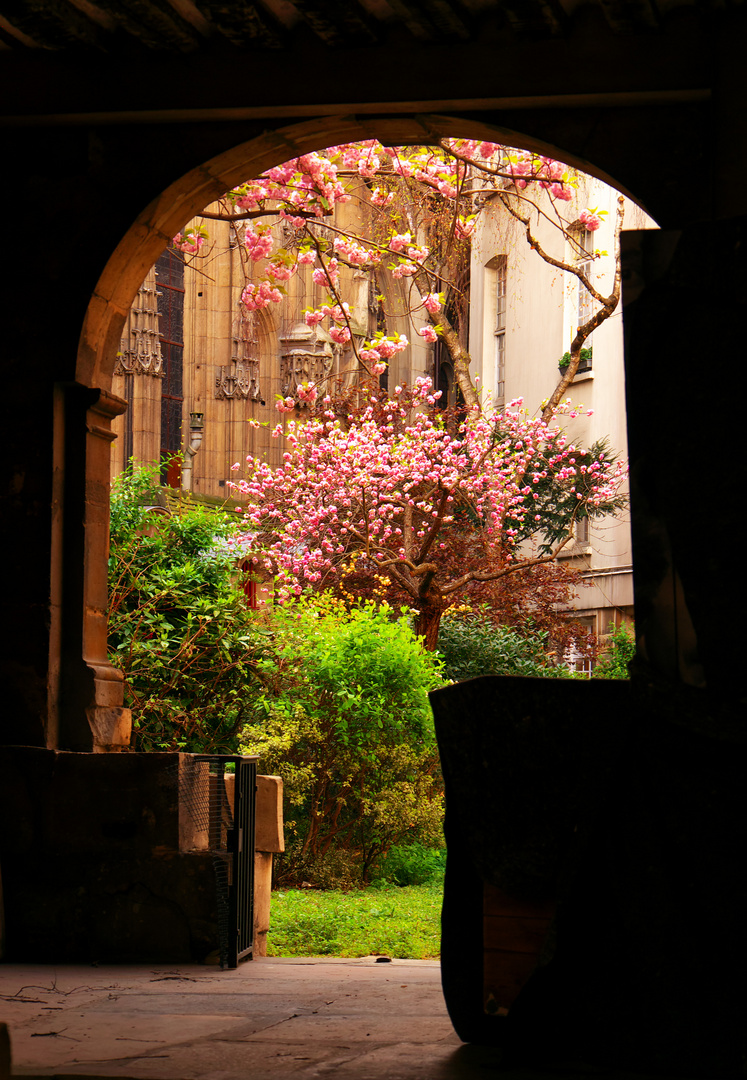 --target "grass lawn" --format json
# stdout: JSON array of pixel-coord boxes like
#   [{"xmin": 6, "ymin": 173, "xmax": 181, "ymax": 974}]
[{"xmin": 267, "ymin": 882, "xmax": 443, "ymax": 959}]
